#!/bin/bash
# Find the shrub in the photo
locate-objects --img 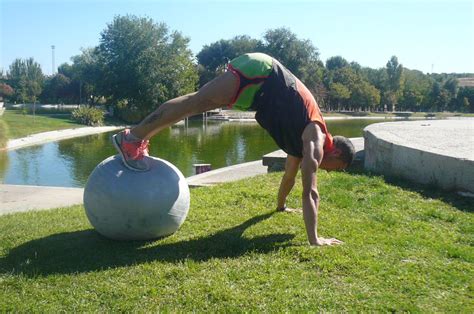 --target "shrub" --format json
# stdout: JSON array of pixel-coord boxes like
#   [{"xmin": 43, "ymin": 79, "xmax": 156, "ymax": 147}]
[
  {"xmin": 0, "ymin": 83, "xmax": 14, "ymax": 101},
  {"xmin": 0, "ymin": 119, "xmax": 9, "ymax": 150},
  {"xmin": 71, "ymin": 106, "xmax": 105, "ymax": 126}
]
